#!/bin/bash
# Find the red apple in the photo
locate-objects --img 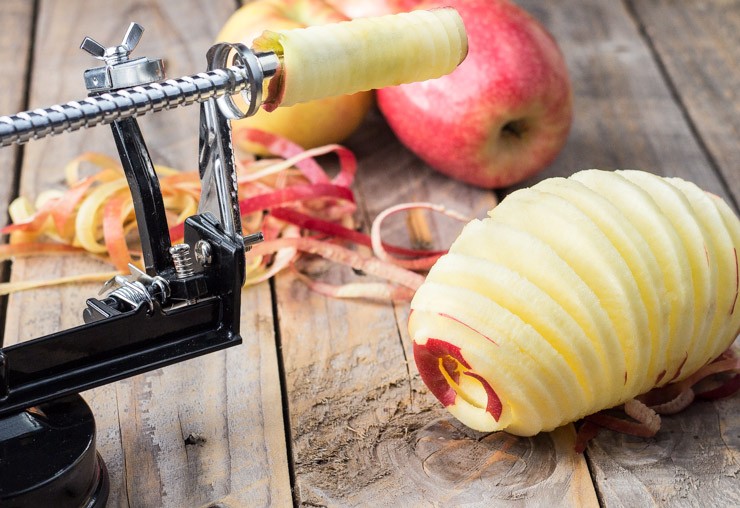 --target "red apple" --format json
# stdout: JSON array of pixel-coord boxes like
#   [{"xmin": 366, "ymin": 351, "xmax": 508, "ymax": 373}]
[
  {"xmin": 216, "ymin": 0, "xmax": 373, "ymax": 155},
  {"xmin": 376, "ymin": 0, "xmax": 573, "ymax": 188}
]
